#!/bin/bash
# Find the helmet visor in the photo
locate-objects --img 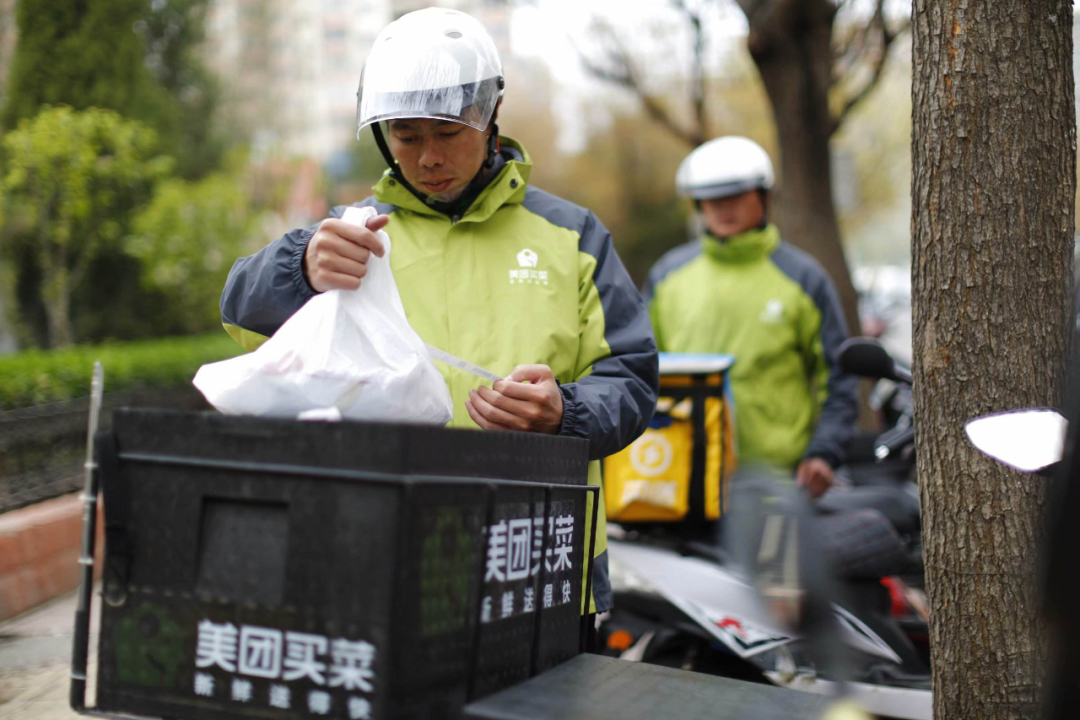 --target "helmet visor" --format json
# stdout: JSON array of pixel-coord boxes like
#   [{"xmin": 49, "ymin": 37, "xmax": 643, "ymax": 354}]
[
  {"xmin": 681, "ymin": 177, "xmax": 768, "ymax": 201},
  {"xmin": 357, "ymin": 75, "xmax": 502, "ymax": 135}
]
